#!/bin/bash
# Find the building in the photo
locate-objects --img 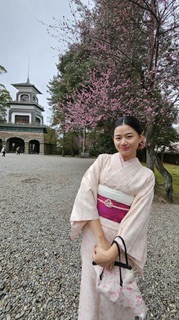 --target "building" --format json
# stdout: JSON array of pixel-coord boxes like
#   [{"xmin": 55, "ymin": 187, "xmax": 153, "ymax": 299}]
[{"xmin": 0, "ymin": 79, "xmax": 47, "ymax": 154}]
